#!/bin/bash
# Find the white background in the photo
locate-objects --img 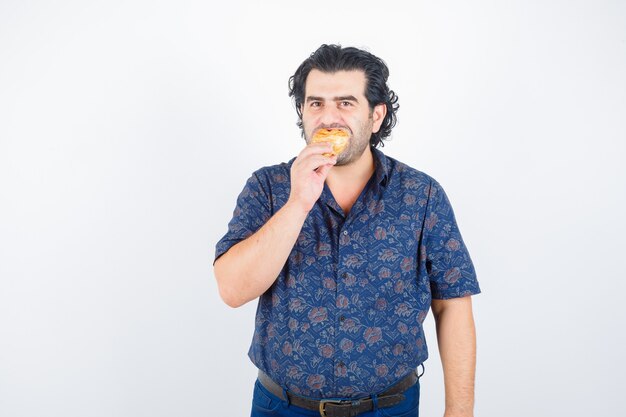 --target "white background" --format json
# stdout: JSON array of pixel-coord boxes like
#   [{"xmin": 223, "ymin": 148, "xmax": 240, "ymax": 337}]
[{"xmin": 1, "ymin": 1, "xmax": 625, "ymax": 416}]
